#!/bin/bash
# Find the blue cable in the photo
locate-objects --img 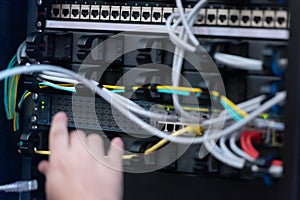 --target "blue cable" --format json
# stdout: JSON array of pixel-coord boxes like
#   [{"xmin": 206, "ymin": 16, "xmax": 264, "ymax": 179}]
[
  {"xmin": 220, "ymin": 100, "xmax": 243, "ymax": 121},
  {"xmin": 39, "ymin": 82, "xmax": 76, "ymax": 93},
  {"xmin": 157, "ymin": 89, "xmax": 190, "ymax": 96},
  {"xmin": 271, "ymin": 50, "xmax": 283, "ymax": 77}
]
